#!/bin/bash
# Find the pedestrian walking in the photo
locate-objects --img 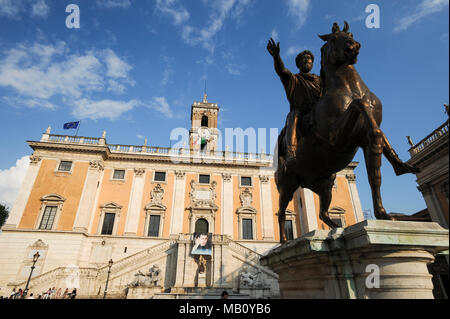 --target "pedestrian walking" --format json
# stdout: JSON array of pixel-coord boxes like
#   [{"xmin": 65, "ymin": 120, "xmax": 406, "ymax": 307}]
[
  {"xmin": 42, "ymin": 288, "xmax": 51, "ymax": 299},
  {"xmin": 70, "ymin": 288, "xmax": 77, "ymax": 299},
  {"xmin": 9, "ymin": 288, "xmax": 16, "ymax": 299},
  {"xmin": 62, "ymin": 288, "xmax": 69, "ymax": 299},
  {"xmin": 55, "ymin": 288, "xmax": 62, "ymax": 299},
  {"xmin": 50, "ymin": 287, "xmax": 56, "ymax": 299}
]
